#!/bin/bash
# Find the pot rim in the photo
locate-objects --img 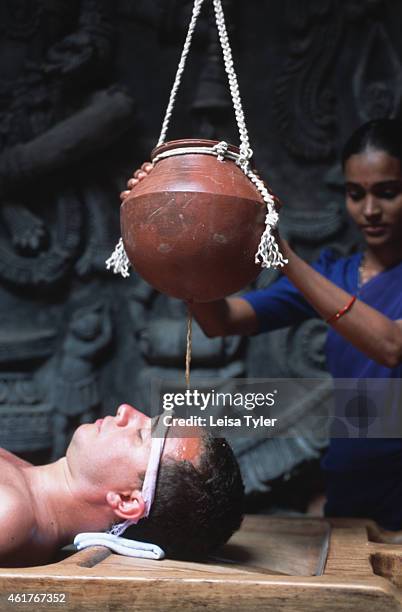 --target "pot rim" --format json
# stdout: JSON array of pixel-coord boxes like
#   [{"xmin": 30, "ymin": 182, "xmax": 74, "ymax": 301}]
[{"xmin": 151, "ymin": 139, "xmax": 239, "ymax": 160}]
